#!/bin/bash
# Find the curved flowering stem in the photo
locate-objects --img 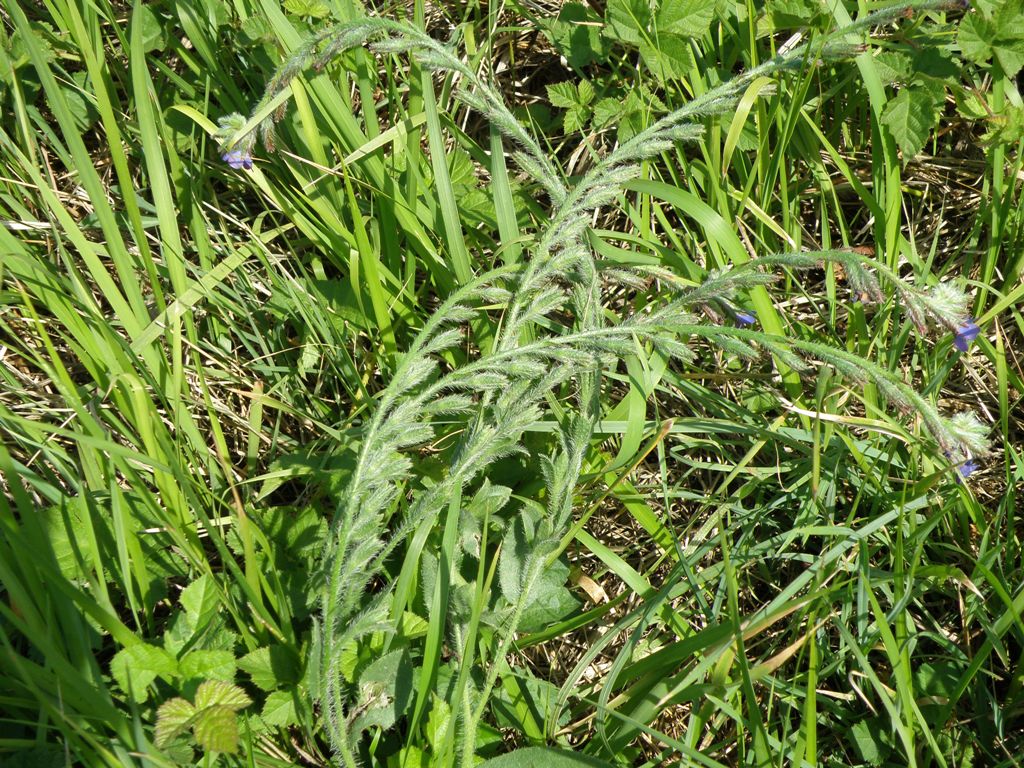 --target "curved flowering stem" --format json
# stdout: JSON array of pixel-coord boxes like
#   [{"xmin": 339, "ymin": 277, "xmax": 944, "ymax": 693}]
[
  {"xmin": 220, "ymin": 17, "xmax": 567, "ymax": 203},
  {"xmin": 223, "ymin": 1, "xmax": 986, "ymax": 762}
]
